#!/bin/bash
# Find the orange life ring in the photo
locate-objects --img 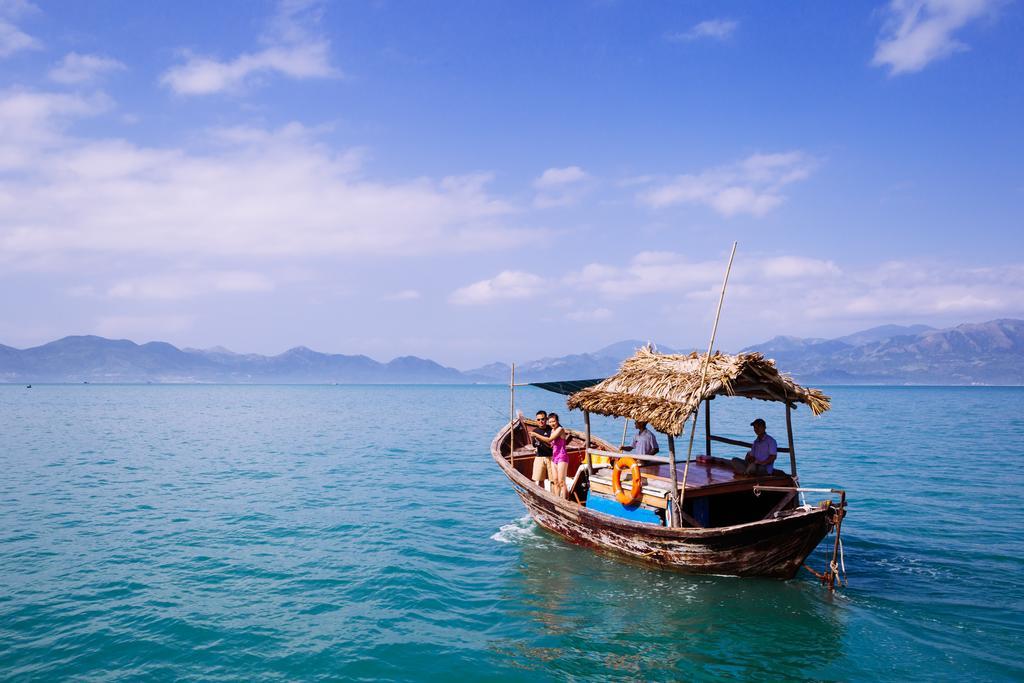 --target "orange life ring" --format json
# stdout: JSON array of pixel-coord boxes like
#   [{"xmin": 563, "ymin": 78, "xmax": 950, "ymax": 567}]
[{"xmin": 612, "ymin": 457, "xmax": 643, "ymax": 506}]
